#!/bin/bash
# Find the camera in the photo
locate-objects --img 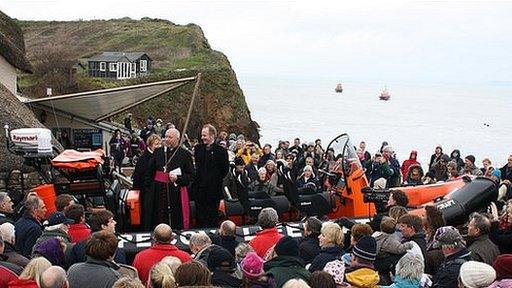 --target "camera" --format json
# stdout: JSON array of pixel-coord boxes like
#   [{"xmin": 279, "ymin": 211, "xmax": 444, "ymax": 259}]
[{"xmin": 362, "ymin": 187, "xmax": 390, "ymax": 213}]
